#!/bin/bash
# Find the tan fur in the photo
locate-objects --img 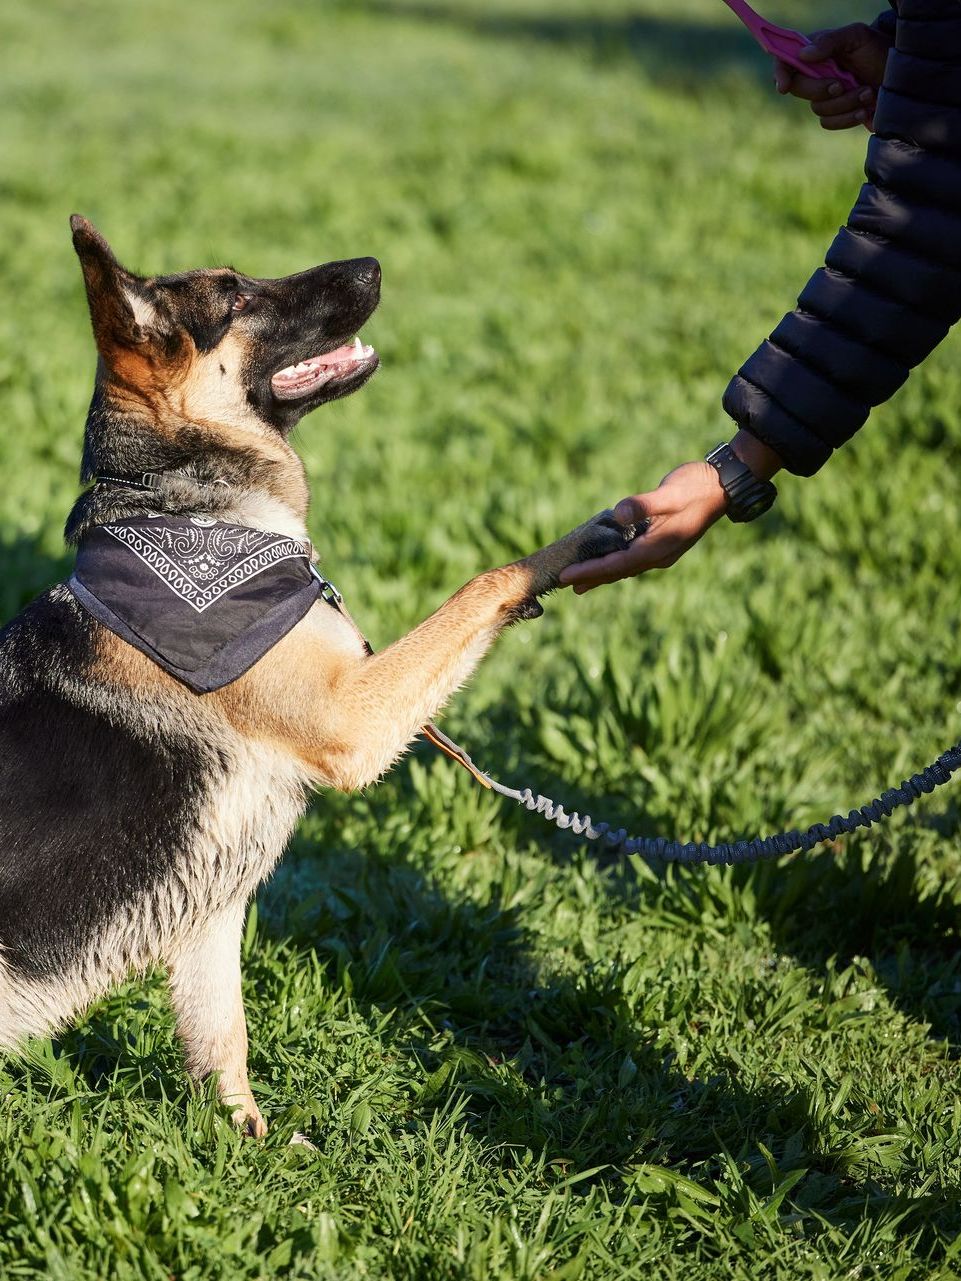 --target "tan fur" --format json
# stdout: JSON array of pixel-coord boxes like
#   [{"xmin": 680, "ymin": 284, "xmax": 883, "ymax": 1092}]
[
  {"xmin": 108, "ymin": 348, "xmax": 182, "ymax": 424},
  {"xmin": 167, "ymin": 902, "xmax": 264, "ymax": 1136},
  {"xmin": 4, "ymin": 615, "xmax": 308, "ymax": 1124},
  {"xmin": 214, "ymin": 551, "xmax": 586, "ymax": 791},
  {"xmin": 171, "ymin": 333, "xmax": 272, "ymax": 441},
  {"xmin": 72, "ymin": 512, "xmax": 609, "ymax": 1134},
  {"xmin": 93, "ymin": 624, "xmax": 180, "ymax": 691}
]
